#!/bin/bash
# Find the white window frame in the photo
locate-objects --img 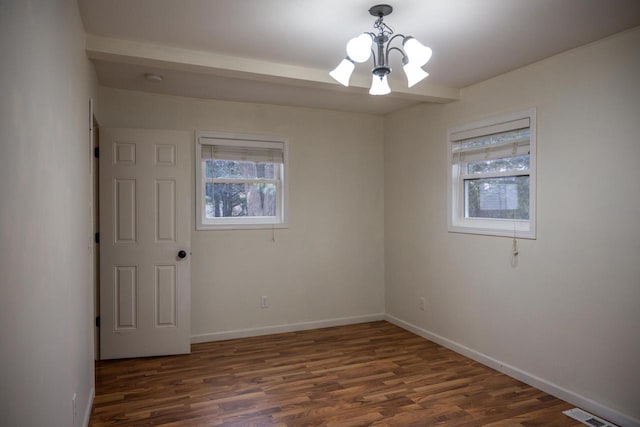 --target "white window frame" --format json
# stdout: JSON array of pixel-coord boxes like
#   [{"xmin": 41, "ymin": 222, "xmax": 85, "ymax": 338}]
[
  {"xmin": 447, "ymin": 108, "xmax": 536, "ymax": 239},
  {"xmin": 195, "ymin": 130, "xmax": 289, "ymax": 230}
]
